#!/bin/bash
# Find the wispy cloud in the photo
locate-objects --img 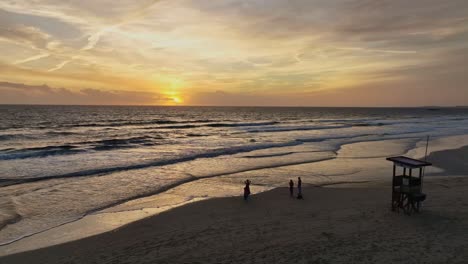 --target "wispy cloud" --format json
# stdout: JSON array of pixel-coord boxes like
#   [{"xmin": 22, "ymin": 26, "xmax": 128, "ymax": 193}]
[
  {"xmin": 78, "ymin": 0, "xmax": 163, "ymax": 51},
  {"xmin": 81, "ymin": 29, "xmax": 108, "ymax": 51},
  {"xmin": 334, "ymin": 47, "xmax": 417, "ymax": 54},
  {"xmin": 0, "ymin": 25, "xmax": 51, "ymax": 50},
  {"xmin": 48, "ymin": 60, "xmax": 71, "ymax": 72},
  {"xmin": 14, "ymin": 53, "xmax": 50, "ymax": 65}
]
